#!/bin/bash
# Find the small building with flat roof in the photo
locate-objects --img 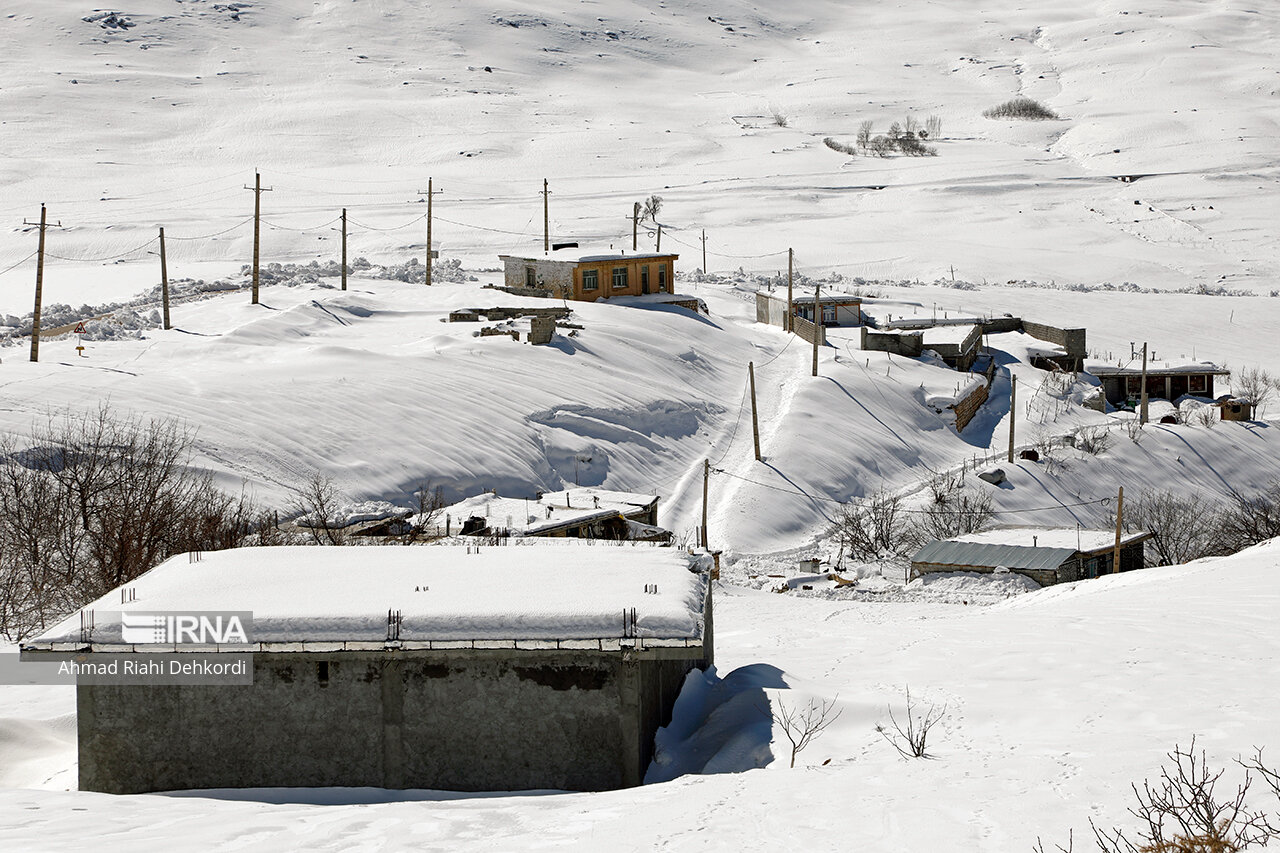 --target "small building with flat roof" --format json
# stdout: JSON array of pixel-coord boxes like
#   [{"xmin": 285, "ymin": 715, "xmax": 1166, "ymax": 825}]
[
  {"xmin": 910, "ymin": 527, "xmax": 1152, "ymax": 586},
  {"xmin": 1086, "ymin": 359, "xmax": 1229, "ymax": 406},
  {"xmin": 445, "ymin": 487, "xmax": 667, "ymax": 541},
  {"xmin": 22, "ymin": 545, "xmax": 713, "ymax": 794},
  {"xmin": 498, "ymin": 248, "xmax": 678, "ymax": 302}
]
